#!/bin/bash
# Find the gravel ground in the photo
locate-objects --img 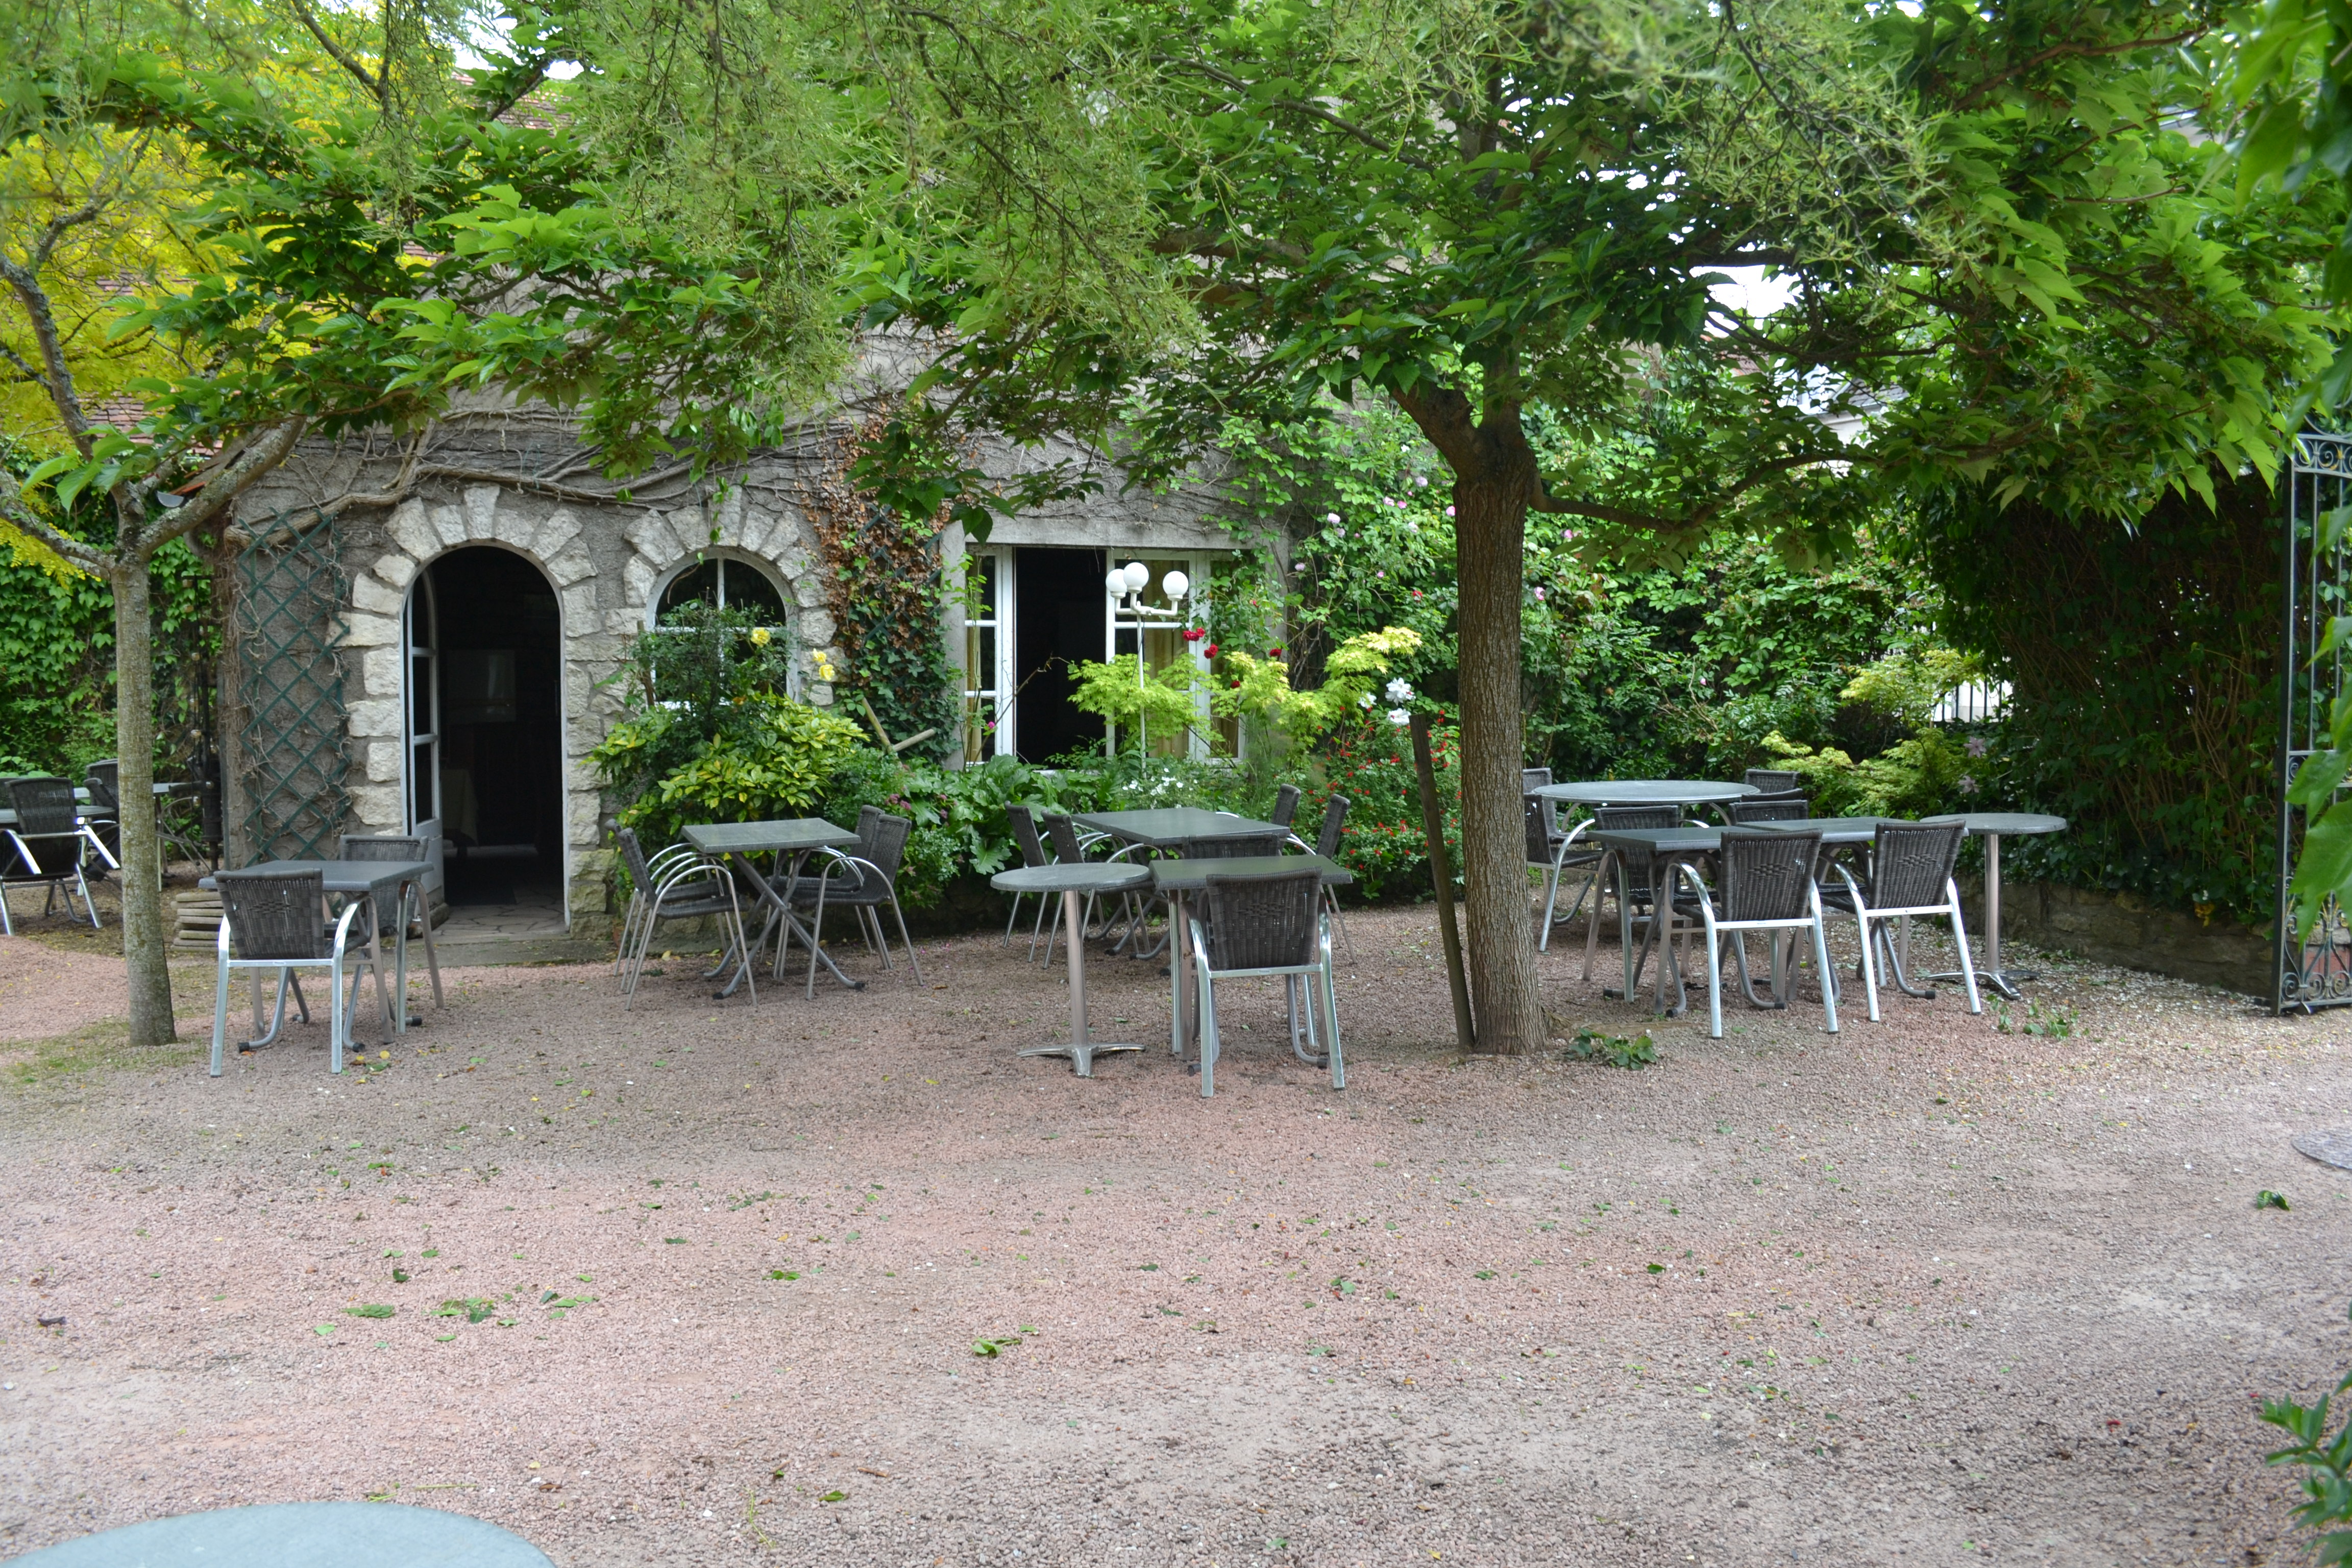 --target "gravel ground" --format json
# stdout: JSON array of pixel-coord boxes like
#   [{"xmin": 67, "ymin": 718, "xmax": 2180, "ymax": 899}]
[
  {"xmin": 0, "ymin": 937, "xmax": 128, "ymax": 1043},
  {"xmin": 3, "ymin": 905, "xmax": 2350, "ymax": 1567}
]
